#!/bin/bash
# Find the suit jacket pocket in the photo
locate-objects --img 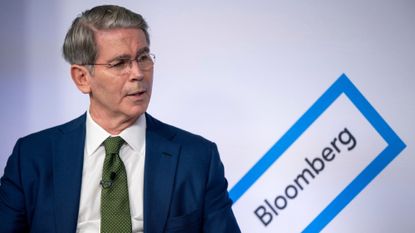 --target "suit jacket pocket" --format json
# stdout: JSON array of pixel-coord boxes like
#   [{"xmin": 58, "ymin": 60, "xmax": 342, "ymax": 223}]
[{"xmin": 165, "ymin": 208, "xmax": 202, "ymax": 232}]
